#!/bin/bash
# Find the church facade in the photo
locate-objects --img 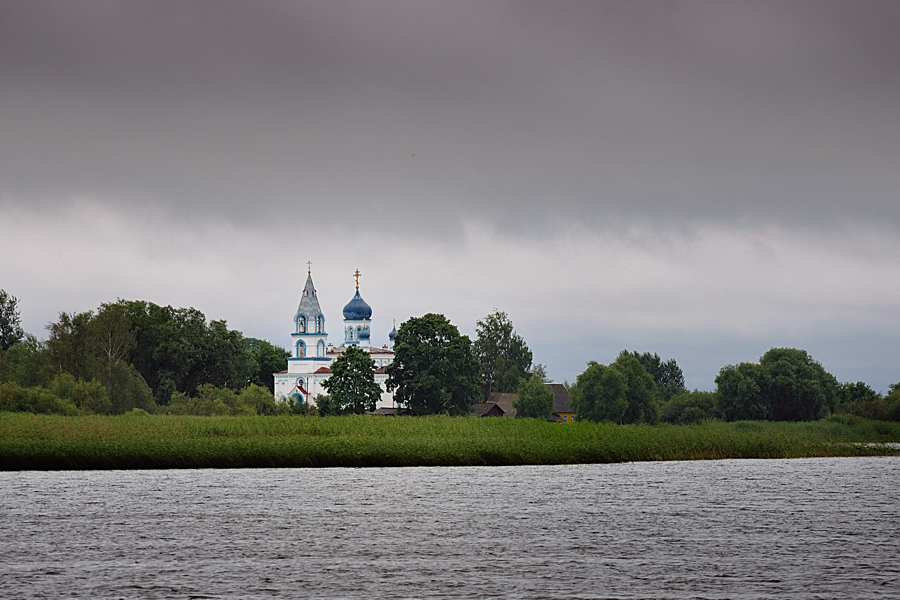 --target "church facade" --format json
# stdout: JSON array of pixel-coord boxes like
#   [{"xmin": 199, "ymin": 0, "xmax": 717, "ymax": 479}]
[{"xmin": 273, "ymin": 269, "xmax": 397, "ymax": 408}]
